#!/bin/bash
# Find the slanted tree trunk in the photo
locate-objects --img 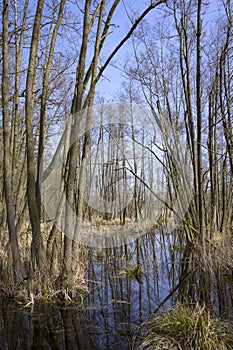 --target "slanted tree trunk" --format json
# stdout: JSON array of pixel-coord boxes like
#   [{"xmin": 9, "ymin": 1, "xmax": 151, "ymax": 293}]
[
  {"xmin": 62, "ymin": 0, "xmax": 167, "ymax": 282},
  {"xmin": 36, "ymin": 0, "xmax": 66, "ymax": 220},
  {"xmin": 63, "ymin": 0, "xmax": 92, "ymax": 277}
]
